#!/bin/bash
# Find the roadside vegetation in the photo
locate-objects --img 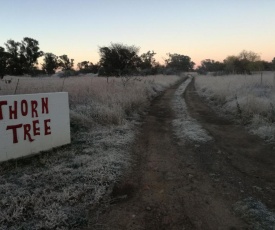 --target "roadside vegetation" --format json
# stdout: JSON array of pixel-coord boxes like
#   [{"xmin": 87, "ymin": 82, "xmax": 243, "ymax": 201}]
[
  {"xmin": 195, "ymin": 72, "xmax": 275, "ymax": 143},
  {"xmin": 0, "ymin": 37, "xmax": 194, "ymax": 78},
  {"xmin": 0, "ymin": 74, "xmax": 181, "ymax": 229},
  {"xmin": 0, "ymin": 36, "xmax": 192, "ymax": 229},
  {"xmin": 1, "ymin": 35, "xmax": 275, "ymax": 229}
]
